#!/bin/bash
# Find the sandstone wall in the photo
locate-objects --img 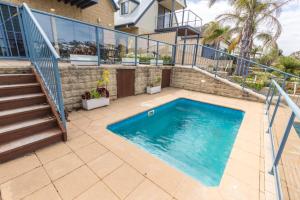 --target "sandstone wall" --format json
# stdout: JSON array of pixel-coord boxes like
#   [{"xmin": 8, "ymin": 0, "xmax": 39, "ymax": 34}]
[{"xmin": 171, "ymin": 67, "xmax": 261, "ymax": 102}]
